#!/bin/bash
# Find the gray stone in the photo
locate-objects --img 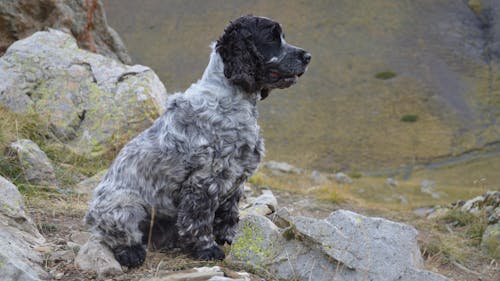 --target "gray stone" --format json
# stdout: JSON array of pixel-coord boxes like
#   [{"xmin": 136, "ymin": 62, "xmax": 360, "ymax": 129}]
[
  {"xmin": 247, "ymin": 189, "xmax": 278, "ymax": 212},
  {"xmin": 69, "ymin": 231, "xmax": 92, "ymax": 245},
  {"xmin": 228, "ymin": 211, "xmax": 449, "ymax": 281},
  {"xmin": 75, "ymin": 235, "xmax": 123, "ymax": 277},
  {"xmin": 481, "ymin": 222, "xmax": 500, "ymax": 257},
  {"xmin": 293, "ymin": 210, "xmax": 424, "ymax": 276},
  {"xmin": 334, "ymin": 172, "xmax": 352, "ymax": 184},
  {"xmin": 421, "ymin": 179, "xmax": 442, "ymax": 198},
  {"xmin": 74, "ymin": 170, "xmax": 107, "ymax": 194},
  {"xmin": 0, "ymin": 176, "xmax": 48, "ymax": 280},
  {"xmin": 264, "ymin": 161, "xmax": 301, "ymax": 174},
  {"xmin": 0, "ymin": 0, "xmax": 131, "ymax": 63},
  {"xmin": 427, "ymin": 207, "xmax": 450, "ymax": 220},
  {"xmin": 240, "ymin": 204, "xmax": 273, "ymax": 217},
  {"xmin": 386, "ymin": 177, "xmax": 399, "ymax": 187},
  {"xmin": 310, "ymin": 170, "xmax": 328, "ymax": 184},
  {"xmin": 7, "ymin": 139, "xmax": 57, "ymax": 186},
  {"xmin": 461, "ymin": 195, "xmax": 485, "ymax": 214},
  {"xmin": 0, "ymin": 29, "xmax": 167, "ymax": 157}
]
